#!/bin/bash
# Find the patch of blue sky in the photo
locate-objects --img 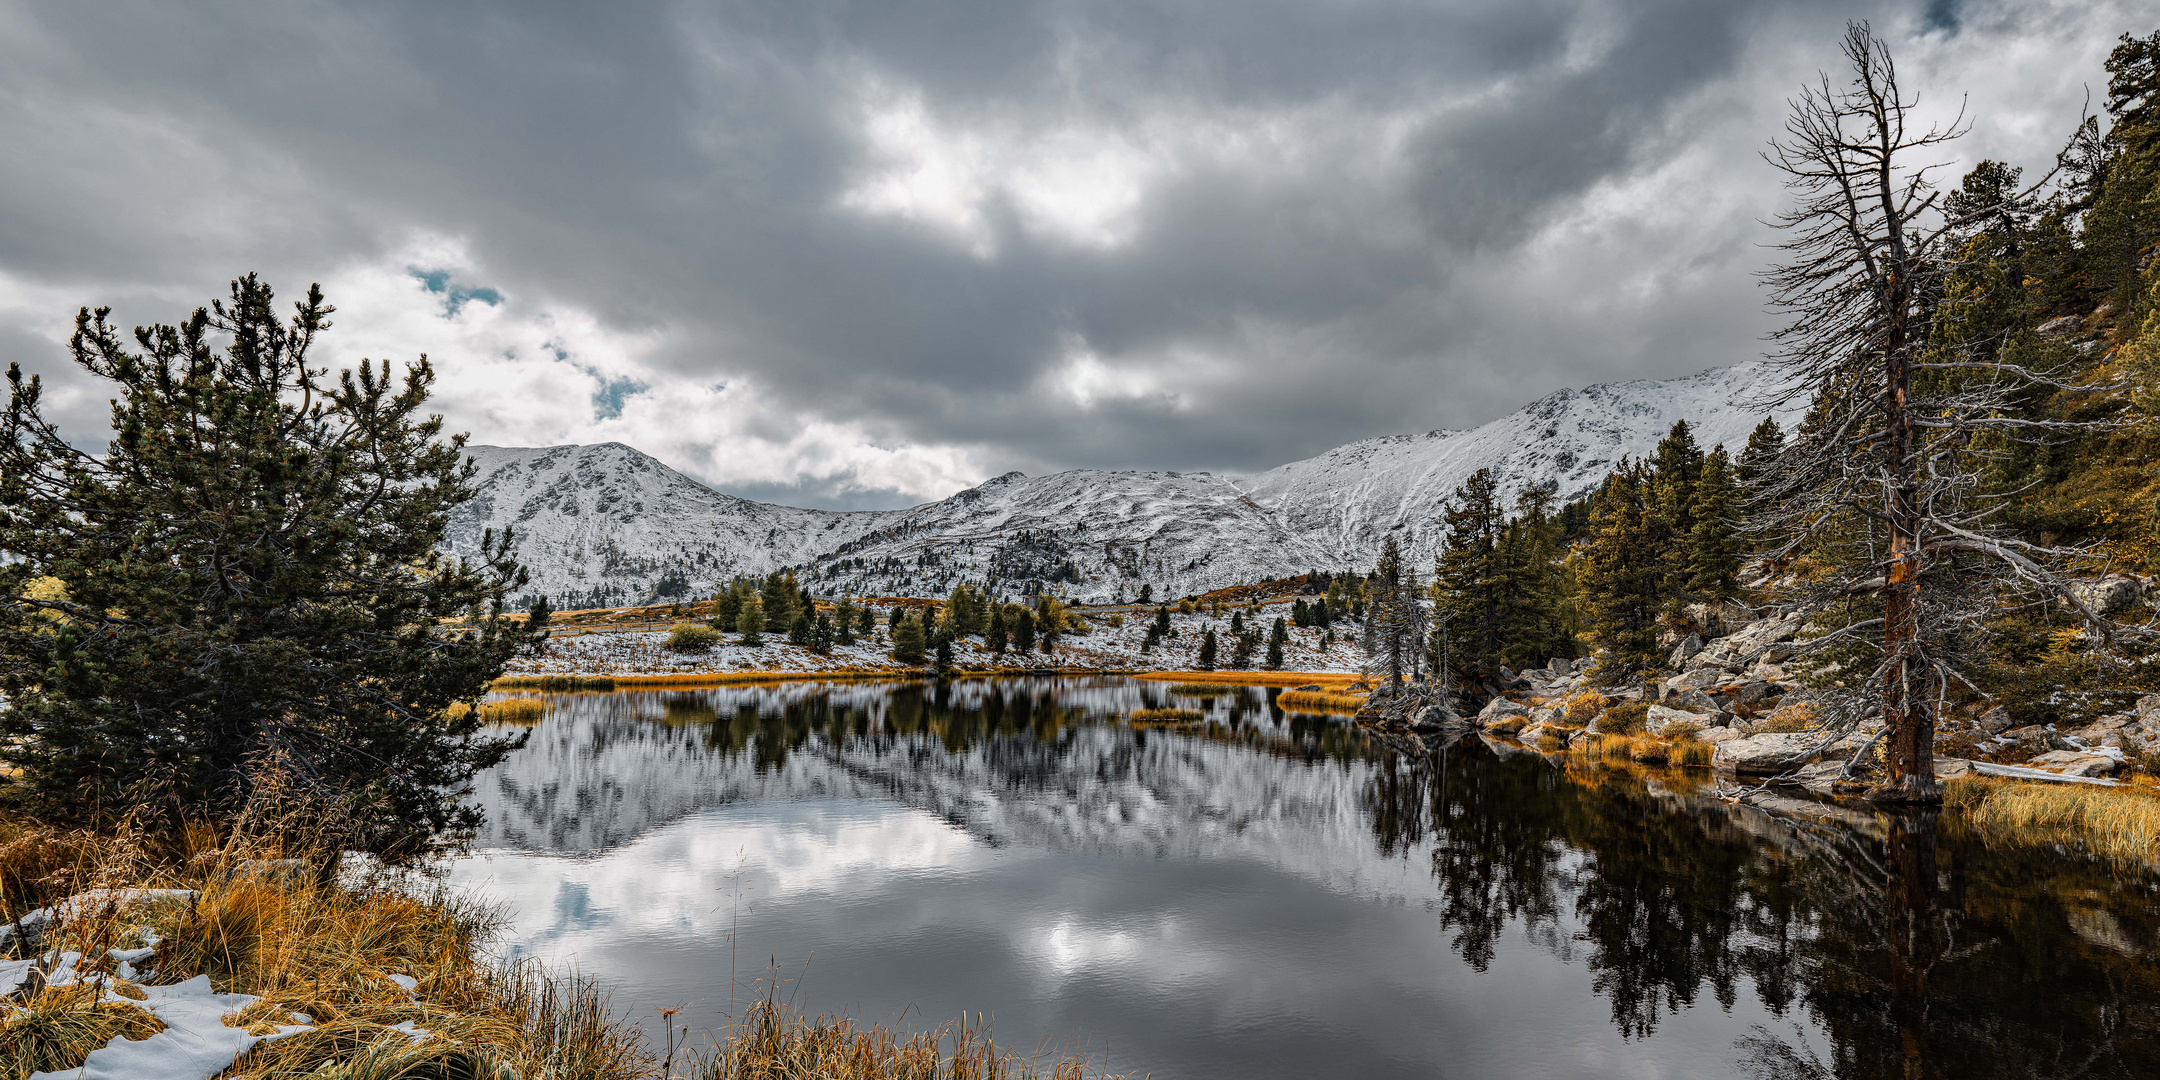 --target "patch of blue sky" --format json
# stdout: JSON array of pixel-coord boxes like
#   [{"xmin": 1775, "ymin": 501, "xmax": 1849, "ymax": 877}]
[{"xmin": 408, "ymin": 267, "xmax": 502, "ymax": 317}]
